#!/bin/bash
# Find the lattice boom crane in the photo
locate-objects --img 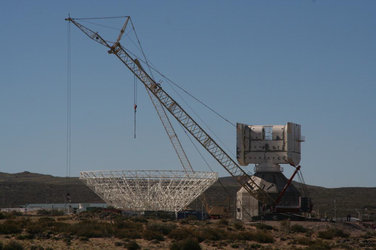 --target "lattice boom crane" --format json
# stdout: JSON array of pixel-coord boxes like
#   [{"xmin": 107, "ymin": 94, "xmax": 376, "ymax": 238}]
[{"xmin": 66, "ymin": 17, "xmax": 274, "ymax": 205}]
